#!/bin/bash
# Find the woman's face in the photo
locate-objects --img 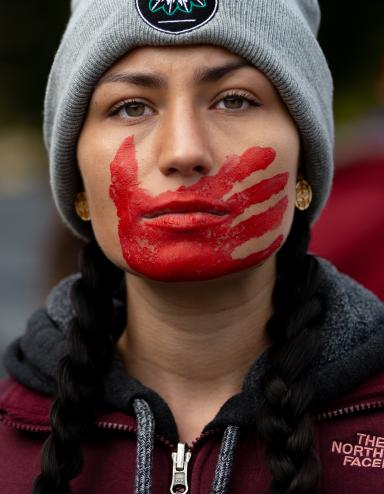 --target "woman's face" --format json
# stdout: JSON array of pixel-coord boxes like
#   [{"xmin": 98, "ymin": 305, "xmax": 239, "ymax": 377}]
[{"xmin": 77, "ymin": 45, "xmax": 300, "ymax": 282}]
